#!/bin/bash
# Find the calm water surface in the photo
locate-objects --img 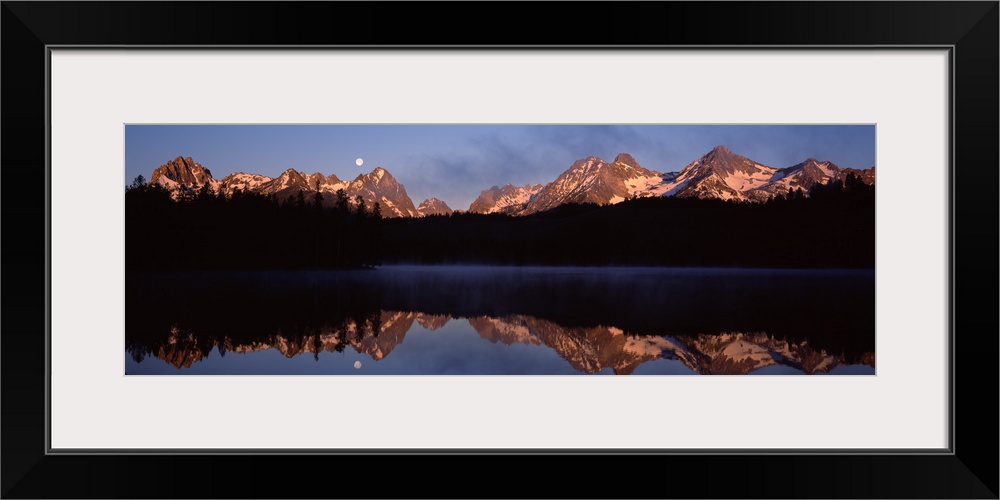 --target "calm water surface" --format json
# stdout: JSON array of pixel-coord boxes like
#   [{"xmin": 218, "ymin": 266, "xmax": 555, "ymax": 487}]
[{"xmin": 125, "ymin": 266, "xmax": 875, "ymax": 375}]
